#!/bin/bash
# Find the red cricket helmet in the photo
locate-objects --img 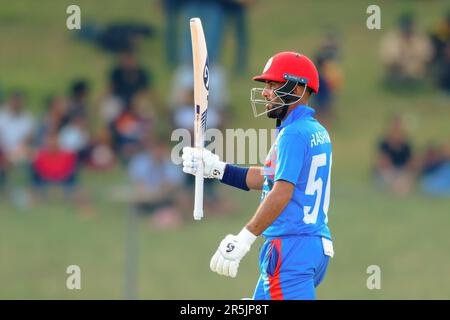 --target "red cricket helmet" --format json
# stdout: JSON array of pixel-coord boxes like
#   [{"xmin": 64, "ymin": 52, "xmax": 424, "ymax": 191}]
[{"xmin": 253, "ymin": 51, "xmax": 319, "ymax": 93}]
